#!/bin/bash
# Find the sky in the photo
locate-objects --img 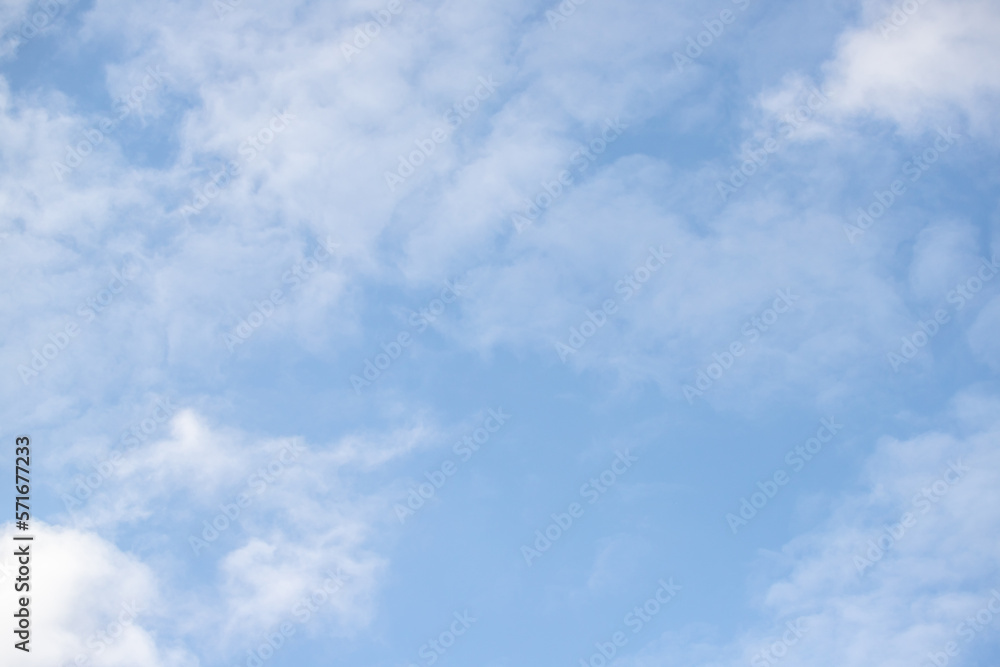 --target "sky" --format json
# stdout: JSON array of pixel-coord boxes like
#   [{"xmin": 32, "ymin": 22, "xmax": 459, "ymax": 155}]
[{"xmin": 1, "ymin": 0, "xmax": 999, "ymax": 665}]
